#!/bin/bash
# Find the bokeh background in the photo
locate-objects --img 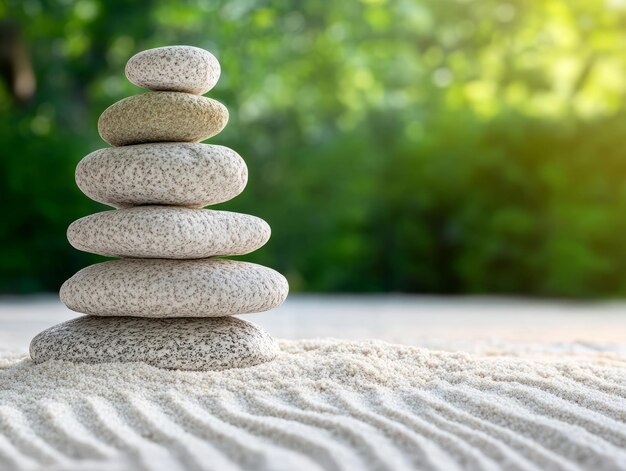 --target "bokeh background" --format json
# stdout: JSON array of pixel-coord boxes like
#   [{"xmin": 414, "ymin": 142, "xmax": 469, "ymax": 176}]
[{"xmin": 2, "ymin": 0, "xmax": 626, "ymax": 297}]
